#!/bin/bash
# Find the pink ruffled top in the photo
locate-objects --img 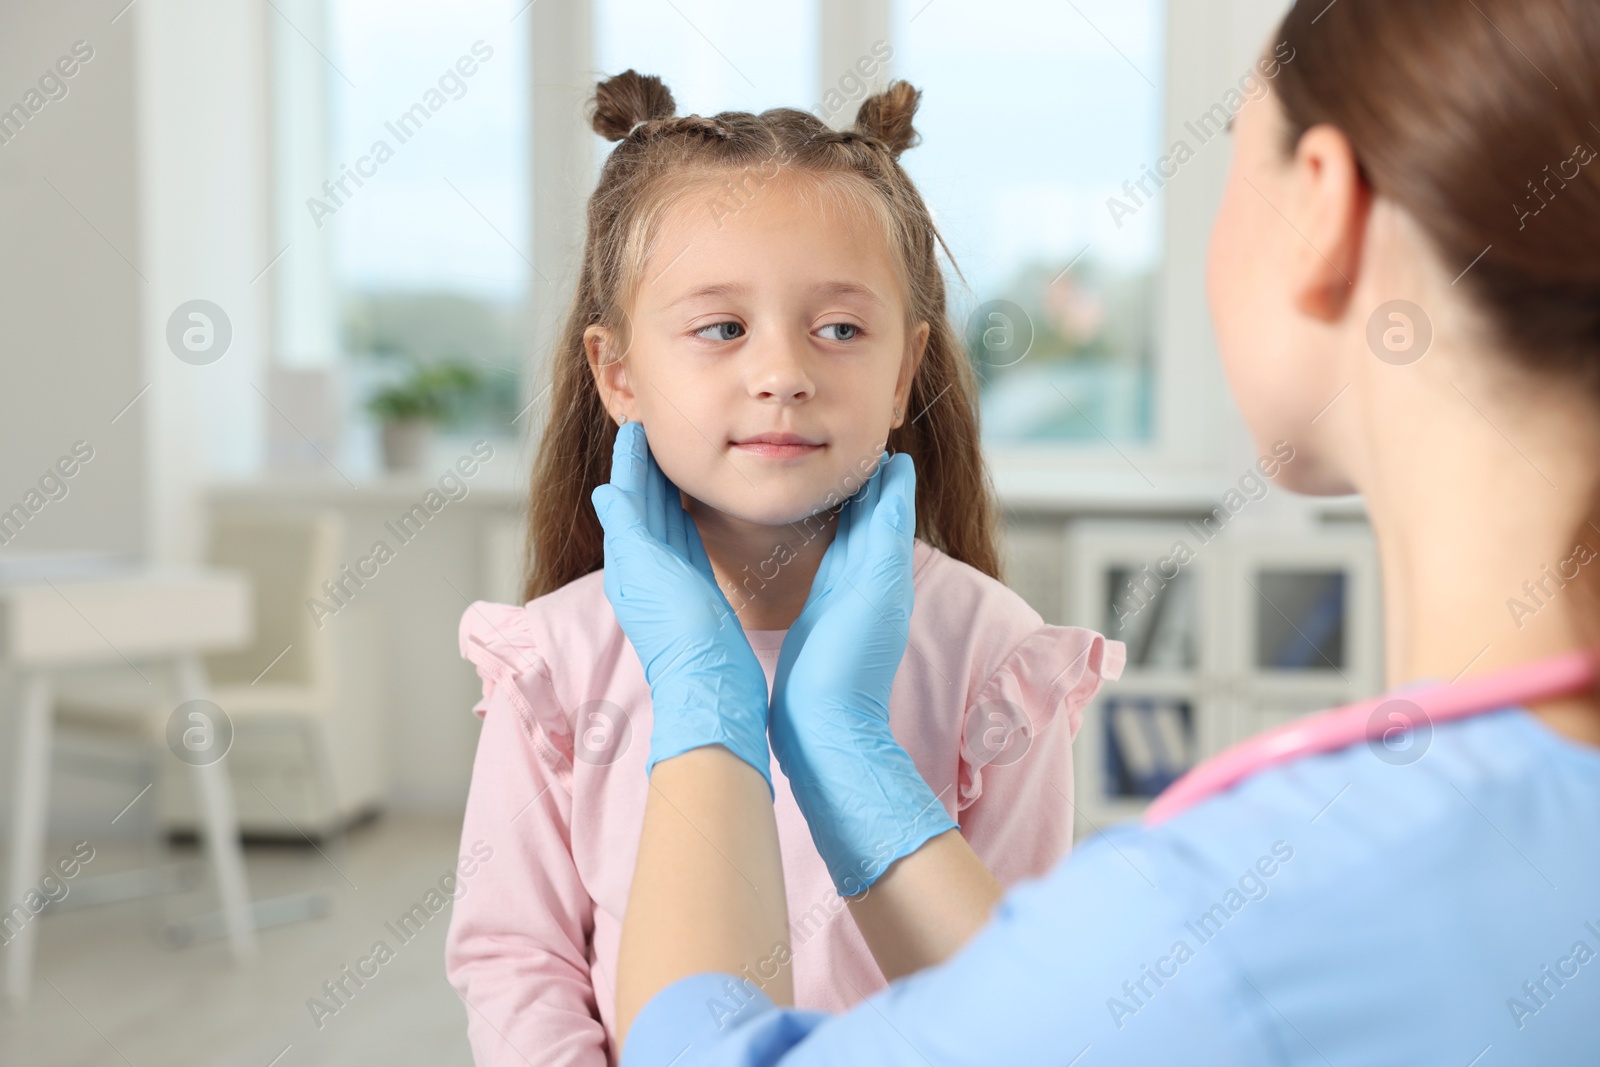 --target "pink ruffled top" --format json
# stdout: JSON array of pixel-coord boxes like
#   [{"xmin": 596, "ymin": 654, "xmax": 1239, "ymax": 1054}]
[{"xmin": 444, "ymin": 537, "xmax": 1125, "ymax": 1066}]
